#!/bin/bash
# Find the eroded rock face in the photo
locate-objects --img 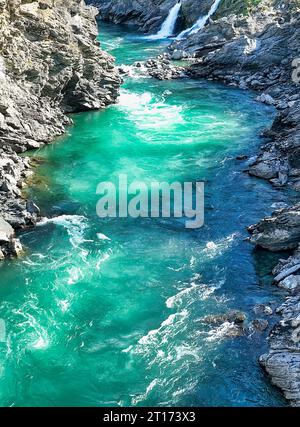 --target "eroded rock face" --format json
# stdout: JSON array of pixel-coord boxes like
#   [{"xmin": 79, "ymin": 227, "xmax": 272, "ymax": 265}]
[
  {"xmin": 249, "ymin": 204, "xmax": 300, "ymax": 252},
  {"xmin": 0, "ymin": 0, "xmax": 121, "ymax": 258},
  {"xmin": 260, "ymin": 293, "xmax": 300, "ymax": 406},
  {"xmin": 0, "ymin": 216, "xmax": 22, "ymax": 259}
]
